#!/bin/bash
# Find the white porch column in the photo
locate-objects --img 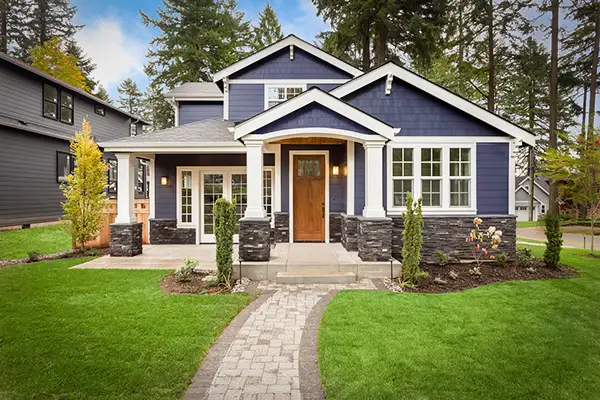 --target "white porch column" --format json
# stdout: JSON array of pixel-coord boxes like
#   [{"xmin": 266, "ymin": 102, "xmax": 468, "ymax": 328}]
[
  {"xmin": 346, "ymin": 140, "xmax": 355, "ymax": 215},
  {"xmin": 115, "ymin": 153, "xmax": 137, "ymax": 223},
  {"xmin": 148, "ymin": 156, "xmax": 156, "ymax": 219},
  {"xmin": 244, "ymin": 141, "xmax": 266, "ymax": 218},
  {"xmin": 363, "ymin": 141, "xmax": 386, "ymax": 218}
]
